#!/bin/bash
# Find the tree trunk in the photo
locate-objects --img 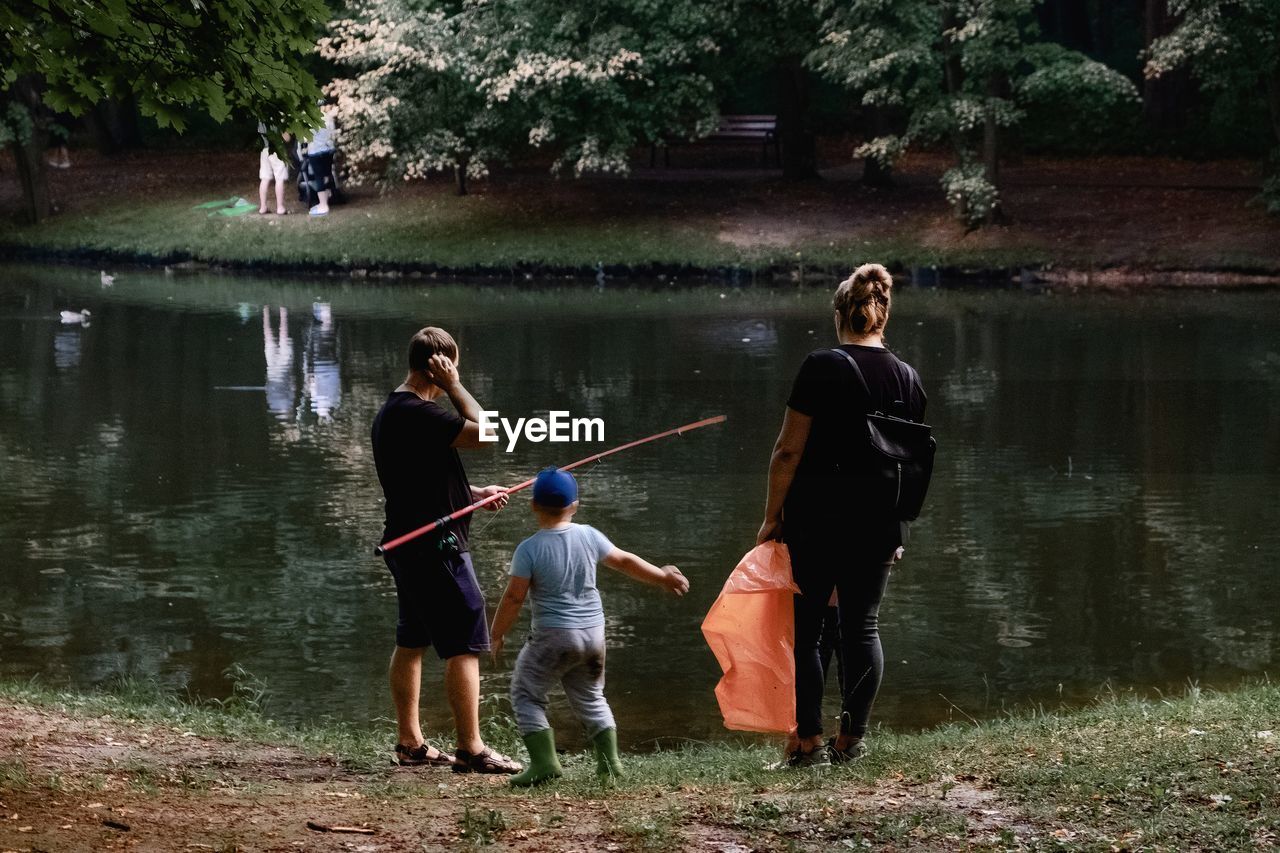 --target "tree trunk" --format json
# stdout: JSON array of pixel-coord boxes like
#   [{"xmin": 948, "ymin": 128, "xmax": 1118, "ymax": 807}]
[
  {"xmin": 941, "ymin": 9, "xmax": 966, "ymax": 159},
  {"xmin": 982, "ymin": 74, "xmax": 1007, "ymax": 224},
  {"xmin": 89, "ymin": 97, "xmax": 143, "ymax": 155},
  {"xmin": 10, "ymin": 77, "xmax": 51, "ymax": 223},
  {"xmin": 861, "ymin": 107, "xmax": 894, "ymax": 188},
  {"xmin": 113, "ymin": 94, "xmax": 143, "ymax": 148},
  {"xmin": 777, "ymin": 57, "xmax": 818, "ymax": 180},
  {"xmin": 87, "ymin": 107, "xmax": 117, "ymax": 156},
  {"xmin": 454, "ymin": 162, "xmax": 468, "ymax": 196},
  {"xmin": 12, "ymin": 133, "xmax": 52, "ymax": 224},
  {"xmin": 1267, "ymin": 72, "xmax": 1280, "ymax": 147}
]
